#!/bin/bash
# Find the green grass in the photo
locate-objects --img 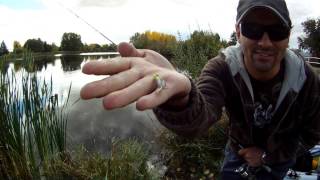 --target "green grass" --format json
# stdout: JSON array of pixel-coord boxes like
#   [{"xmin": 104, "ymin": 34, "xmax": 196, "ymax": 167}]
[
  {"xmin": 157, "ymin": 113, "xmax": 229, "ymax": 179},
  {"xmin": 43, "ymin": 138, "xmax": 160, "ymax": 180}
]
